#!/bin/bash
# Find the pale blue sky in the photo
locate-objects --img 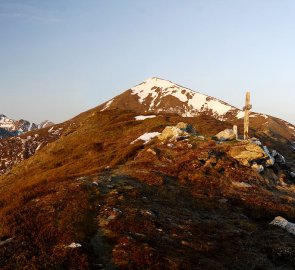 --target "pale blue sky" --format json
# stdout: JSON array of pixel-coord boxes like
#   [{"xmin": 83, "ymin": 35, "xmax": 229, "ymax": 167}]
[{"xmin": 0, "ymin": 0, "xmax": 294, "ymax": 124}]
